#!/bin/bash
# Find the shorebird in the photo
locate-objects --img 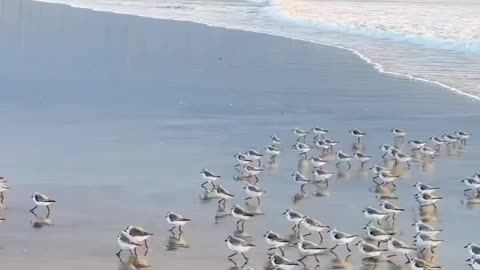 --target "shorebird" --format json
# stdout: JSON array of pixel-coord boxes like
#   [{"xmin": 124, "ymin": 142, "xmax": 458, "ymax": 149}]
[
  {"xmin": 467, "ymin": 257, "xmax": 480, "ymax": 270},
  {"xmin": 388, "ymin": 237, "xmax": 416, "ymax": 262},
  {"xmin": 246, "ymin": 149, "xmax": 263, "ymax": 166},
  {"xmin": 461, "ymin": 177, "xmax": 480, "ymax": 194},
  {"xmin": 353, "ymin": 151, "xmax": 371, "ymax": 168},
  {"xmin": 244, "ymin": 183, "xmax": 266, "ymax": 205},
  {"xmin": 373, "ymin": 171, "xmax": 399, "ymax": 190},
  {"xmin": 312, "ymin": 168, "xmax": 333, "ymax": 187},
  {"xmin": 0, "ymin": 180, "xmax": 10, "ymax": 204},
  {"xmin": 407, "ymin": 257, "xmax": 441, "ymax": 270},
  {"xmin": 455, "ymin": 130, "xmax": 470, "ymax": 144},
  {"xmin": 300, "ymin": 216, "xmax": 329, "ymax": 244},
  {"xmin": 364, "ymin": 224, "xmax": 395, "ymax": 247},
  {"xmin": 30, "ymin": 192, "xmax": 56, "ymax": 214},
  {"xmin": 292, "ymin": 171, "xmax": 311, "ymax": 193},
  {"xmin": 362, "ymin": 207, "xmax": 389, "ymax": 225},
  {"xmin": 225, "ymin": 235, "xmax": 255, "ymax": 266},
  {"xmin": 264, "ymin": 231, "xmax": 290, "ymax": 256},
  {"xmin": 269, "ymin": 254, "xmax": 299, "ymax": 270},
  {"xmin": 297, "ymin": 235, "xmax": 329, "ymax": 263},
  {"xmin": 312, "ymin": 127, "xmax": 328, "ymax": 140},
  {"xmin": 391, "ymin": 128, "xmax": 407, "ymax": 142},
  {"xmin": 379, "ymin": 144, "xmax": 396, "ymax": 158},
  {"xmin": 323, "ymin": 137, "xmax": 339, "ymax": 153},
  {"xmin": 409, "ymin": 140, "xmax": 427, "ymax": 150},
  {"xmin": 393, "ymin": 151, "xmax": 412, "ymax": 168},
  {"xmin": 125, "ymin": 225, "xmax": 154, "ymax": 249},
  {"xmin": 465, "ymin": 242, "xmax": 480, "ymax": 258},
  {"xmin": 309, "ymin": 156, "xmax": 327, "ymax": 168},
  {"xmin": 283, "ymin": 209, "xmax": 304, "ymax": 232},
  {"xmin": 419, "ymin": 146, "xmax": 436, "ymax": 160},
  {"xmin": 234, "ymin": 153, "xmax": 252, "ymax": 167},
  {"xmin": 414, "ymin": 192, "xmax": 443, "ymax": 211},
  {"xmin": 243, "ymin": 164, "xmax": 264, "ymax": 183},
  {"xmin": 356, "ymin": 239, "xmax": 388, "ymax": 258},
  {"xmin": 265, "ymin": 145, "xmax": 282, "ymax": 163},
  {"xmin": 214, "ymin": 184, "xmax": 234, "ymax": 209},
  {"xmin": 413, "ymin": 233, "xmax": 443, "ymax": 254},
  {"xmin": 349, "ymin": 129, "xmax": 366, "ymax": 143},
  {"xmin": 442, "ymin": 134, "xmax": 459, "ymax": 147},
  {"xmin": 271, "ymin": 134, "xmax": 281, "ymax": 145},
  {"xmin": 231, "ymin": 204, "xmax": 254, "ymax": 232},
  {"xmin": 336, "ymin": 150, "xmax": 352, "ymax": 169},
  {"xmin": 412, "ymin": 220, "xmax": 442, "ymax": 237},
  {"xmin": 292, "ymin": 128, "xmax": 308, "ymax": 141},
  {"xmin": 429, "ymin": 136, "xmax": 445, "ymax": 150},
  {"xmin": 379, "ymin": 200, "xmax": 405, "ymax": 221},
  {"xmin": 116, "ymin": 230, "xmax": 141, "ymax": 258},
  {"xmin": 370, "ymin": 165, "xmax": 390, "ymax": 175},
  {"xmin": 413, "ymin": 182, "xmax": 440, "ymax": 194},
  {"xmin": 200, "ymin": 168, "xmax": 221, "ymax": 191},
  {"xmin": 292, "ymin": 142, "xmax": 311, "ymax": 158},
  {"xmin": 328, "ymin": 227, "xmax": 358, "ymax": 252},
  {"xmin": 166, "ymin": 211, "xmax": 191, "ymax": 233}
]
